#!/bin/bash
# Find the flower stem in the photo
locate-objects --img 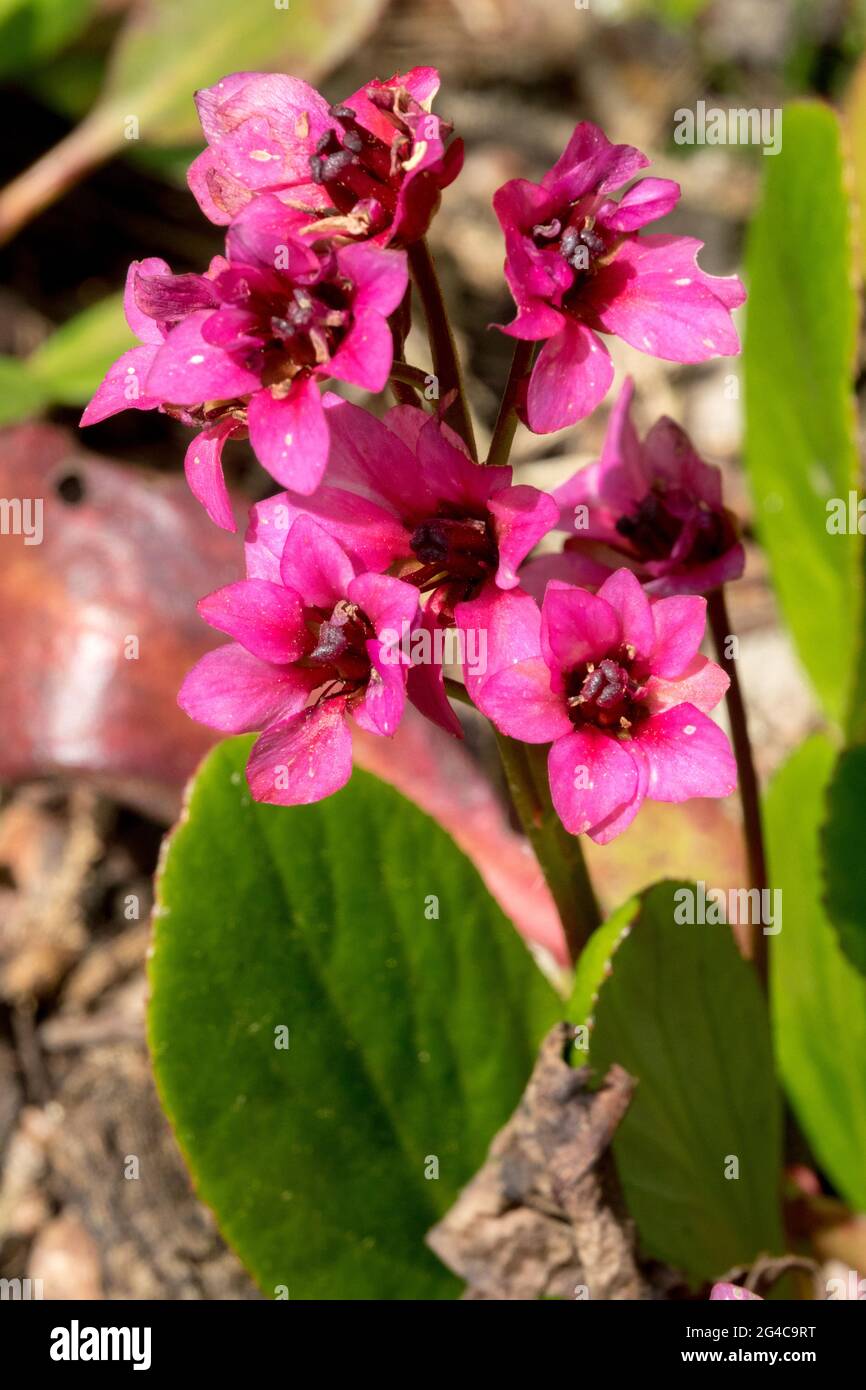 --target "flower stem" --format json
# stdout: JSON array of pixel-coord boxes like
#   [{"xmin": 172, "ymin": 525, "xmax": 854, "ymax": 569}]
[
  {"xmin": 486, "ymin": 339, "xmax": 534, "ymax": 468},
  {"xmin": 411, "ymin": 242, "xmax": 600, "ymax": 966},
  {"xmin": 387, "ymin": 287, "xmax": 421, "ymax": 406},
  {"xmin": 389, "ymin": 362, "xmax": 432, "ymax": 399},
  {"xmin": 496, "ymin": 734, "xmax": 601, "ymax": 967},
  {"xmin": 408, "ymin": 238, "xmax": 477, "ymax": 459},
  {"xmin": 707, "ymin": 586, "xmax": 768, "ymax": 984}
]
